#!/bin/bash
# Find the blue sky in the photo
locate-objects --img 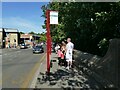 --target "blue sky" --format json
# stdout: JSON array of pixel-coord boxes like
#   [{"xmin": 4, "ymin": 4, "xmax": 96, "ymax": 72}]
[{"xmin": 2, "ymin": 2, "xmax": 49, "ymax": 33}]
